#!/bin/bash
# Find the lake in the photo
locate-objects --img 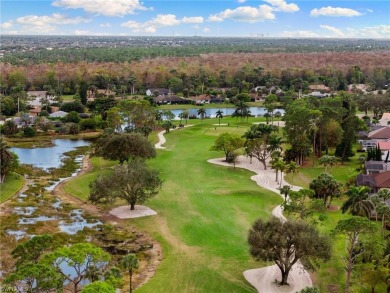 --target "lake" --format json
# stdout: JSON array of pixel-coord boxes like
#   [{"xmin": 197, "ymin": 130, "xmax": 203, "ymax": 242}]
[
  {"xmin": 11, "ymin": 139, "xmax": 91, "ymax": 170},
  {"xmin": 168, "ymin": 107, "xmax": 284, "ymax": 119}
]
